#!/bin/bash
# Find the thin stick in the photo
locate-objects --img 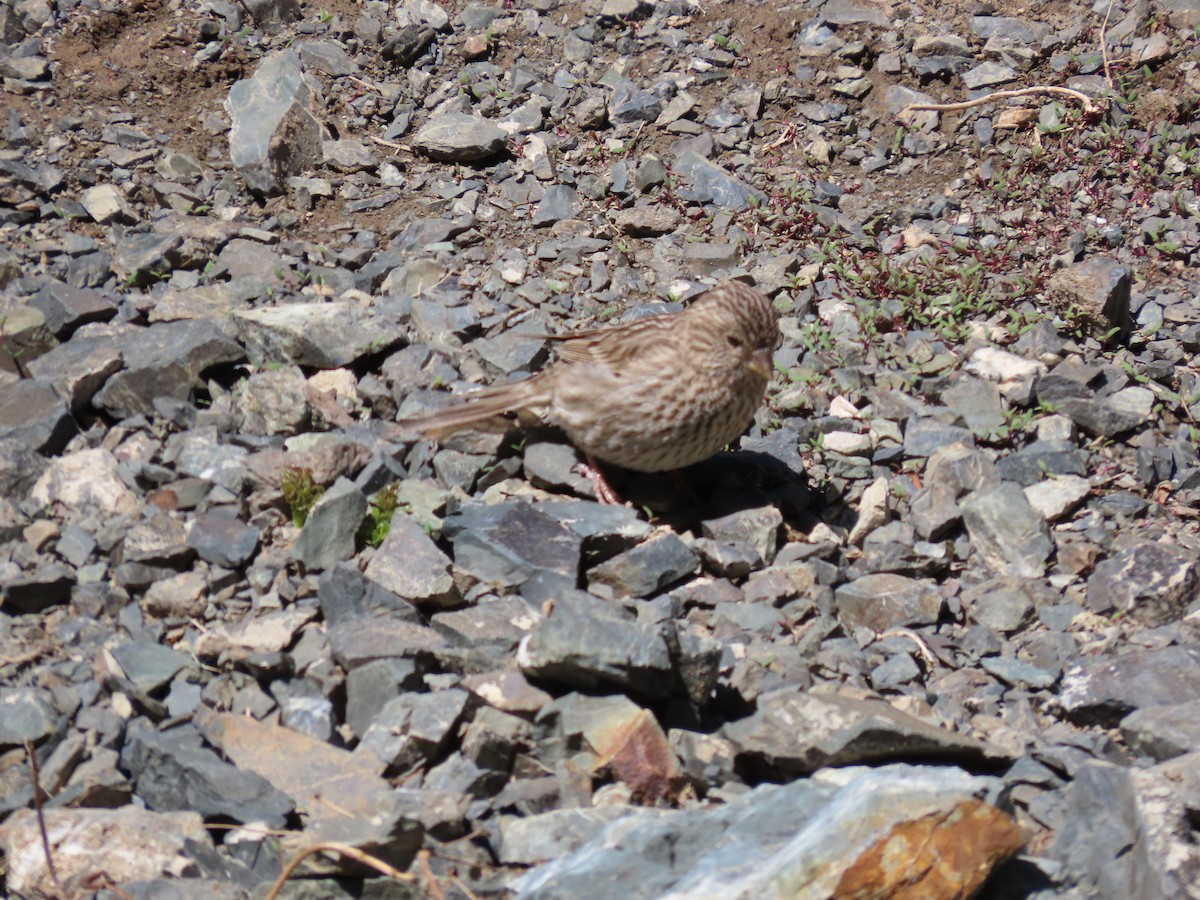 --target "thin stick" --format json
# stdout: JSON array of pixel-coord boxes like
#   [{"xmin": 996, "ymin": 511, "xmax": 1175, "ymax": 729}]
[
  {"xmin": 263, "ymin": 842, "xmax": 416, "ymax": 900},
  {"xmin": 369, "ymin": 135, "xmax": 412, "ymax": 153},
  {"xmin": 348, "ymin": 75, "xmax": 382, "ymax": 94},
  {"xmin": 880, "ymin": 627, "xmax": 939, "ymax": 670},
  {"xmin": 899, "ymin": 85, "xmax": 1101, "ymax": 119},
  {"xmin": 1099, "ymin": 0, "xmax": 1116, "ymax": 89},
  {"xmin": 418, "ymin": 849, "xmax": 446, "ymax": 900},
  {"xmin": 25, "ymin": 739, "xmax": 62, "ymax": 896}
]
